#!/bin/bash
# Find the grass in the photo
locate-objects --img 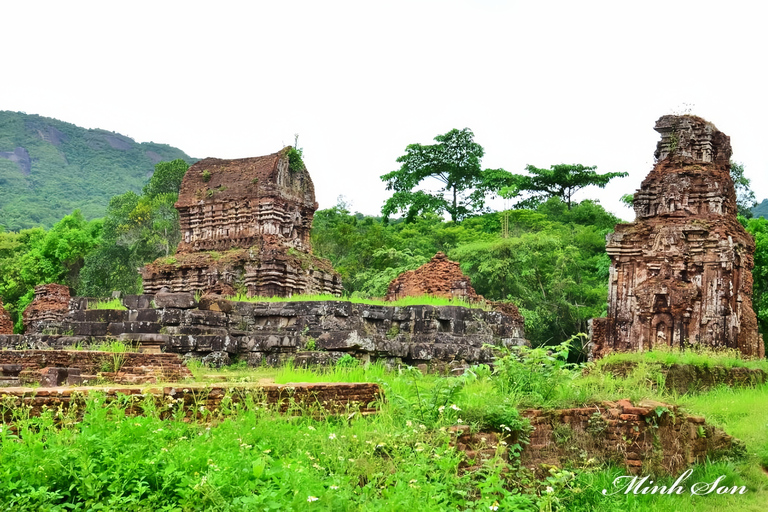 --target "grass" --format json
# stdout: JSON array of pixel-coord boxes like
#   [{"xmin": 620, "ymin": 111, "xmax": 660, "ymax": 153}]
[
  {"xmin": 595, "ymin": 344, "xmax": 768, "ymax": 371},
  {"xmin": 87, "ymin": 298, "xmax": 127, "ymax": 310},
  {"xmin": 2, "ymin": 346, "xmax": 767, "ymax": 510},
  {"xmin": 224, "ymin": 293, "xmax": 492, "ymax": 310}
]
